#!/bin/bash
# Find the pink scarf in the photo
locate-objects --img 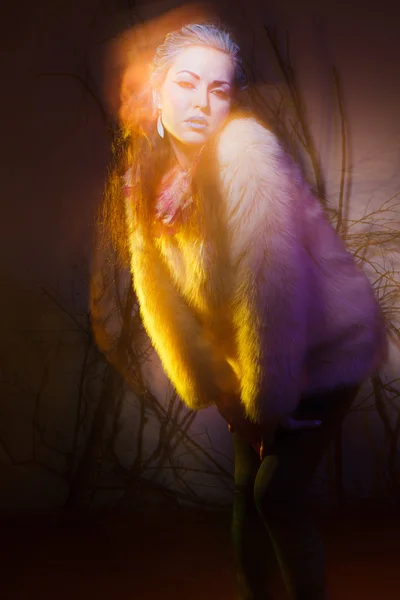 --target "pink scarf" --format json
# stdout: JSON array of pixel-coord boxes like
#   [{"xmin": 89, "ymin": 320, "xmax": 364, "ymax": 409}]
[
  {"xmin": 123, "ymin": 150, "xmax": 203, "ymax": 237},
  {"xmin": 154, "ymin": 163, "xmax": 194, "ymax": 233}
]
